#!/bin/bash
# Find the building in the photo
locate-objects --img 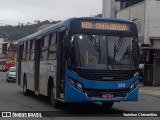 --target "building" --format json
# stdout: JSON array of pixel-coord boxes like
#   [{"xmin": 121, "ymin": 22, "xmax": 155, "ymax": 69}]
[
  {"xmin": 103, "ymin": 0, "xmax": 160, "ymax": 45},
  {"xmin": 0, "ymin": 41, "xmax": 17, "ymax": 65},
  {"xmin": 7, "ymin": 41, "xmax": 17, "ymax": 63},
  {"xmin": 102, "ymin": 0, "xmax": 144, "ymax": 18},
  {"xmin": 0, "ymin": 38, "xmax": 8, "ymax": 59},
  {"xmin": 116, "ymin": 1, "xmax": 145, "ymax": 44},
  {"xmin": 115, "ymin": 0, "xmax": 160, "ymax": 45},
  {"xmin": 102, "ymin": 0, "xmax": 120, "ymax": 18},
  {"xmin": 37, "ymin": 24, "xmax": 52, "ymax": 31},
  {"xmin": 103, "ymin": 0, "xmax": 145, "ymax": 43},
  {"xmin": 116, "ymin": 0, "xmax": 144, "ymax": 9},
  {"xmin": 103, "ymin": 0, "xmax": 160, "ymax": 86}
]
